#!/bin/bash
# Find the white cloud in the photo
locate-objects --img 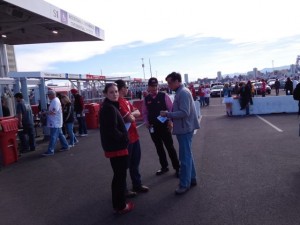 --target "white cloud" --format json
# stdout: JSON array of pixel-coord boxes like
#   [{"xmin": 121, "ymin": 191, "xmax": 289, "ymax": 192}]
[{"xmin": 15, "ymin": 0, "xmax": 300, "ymax": 77}]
